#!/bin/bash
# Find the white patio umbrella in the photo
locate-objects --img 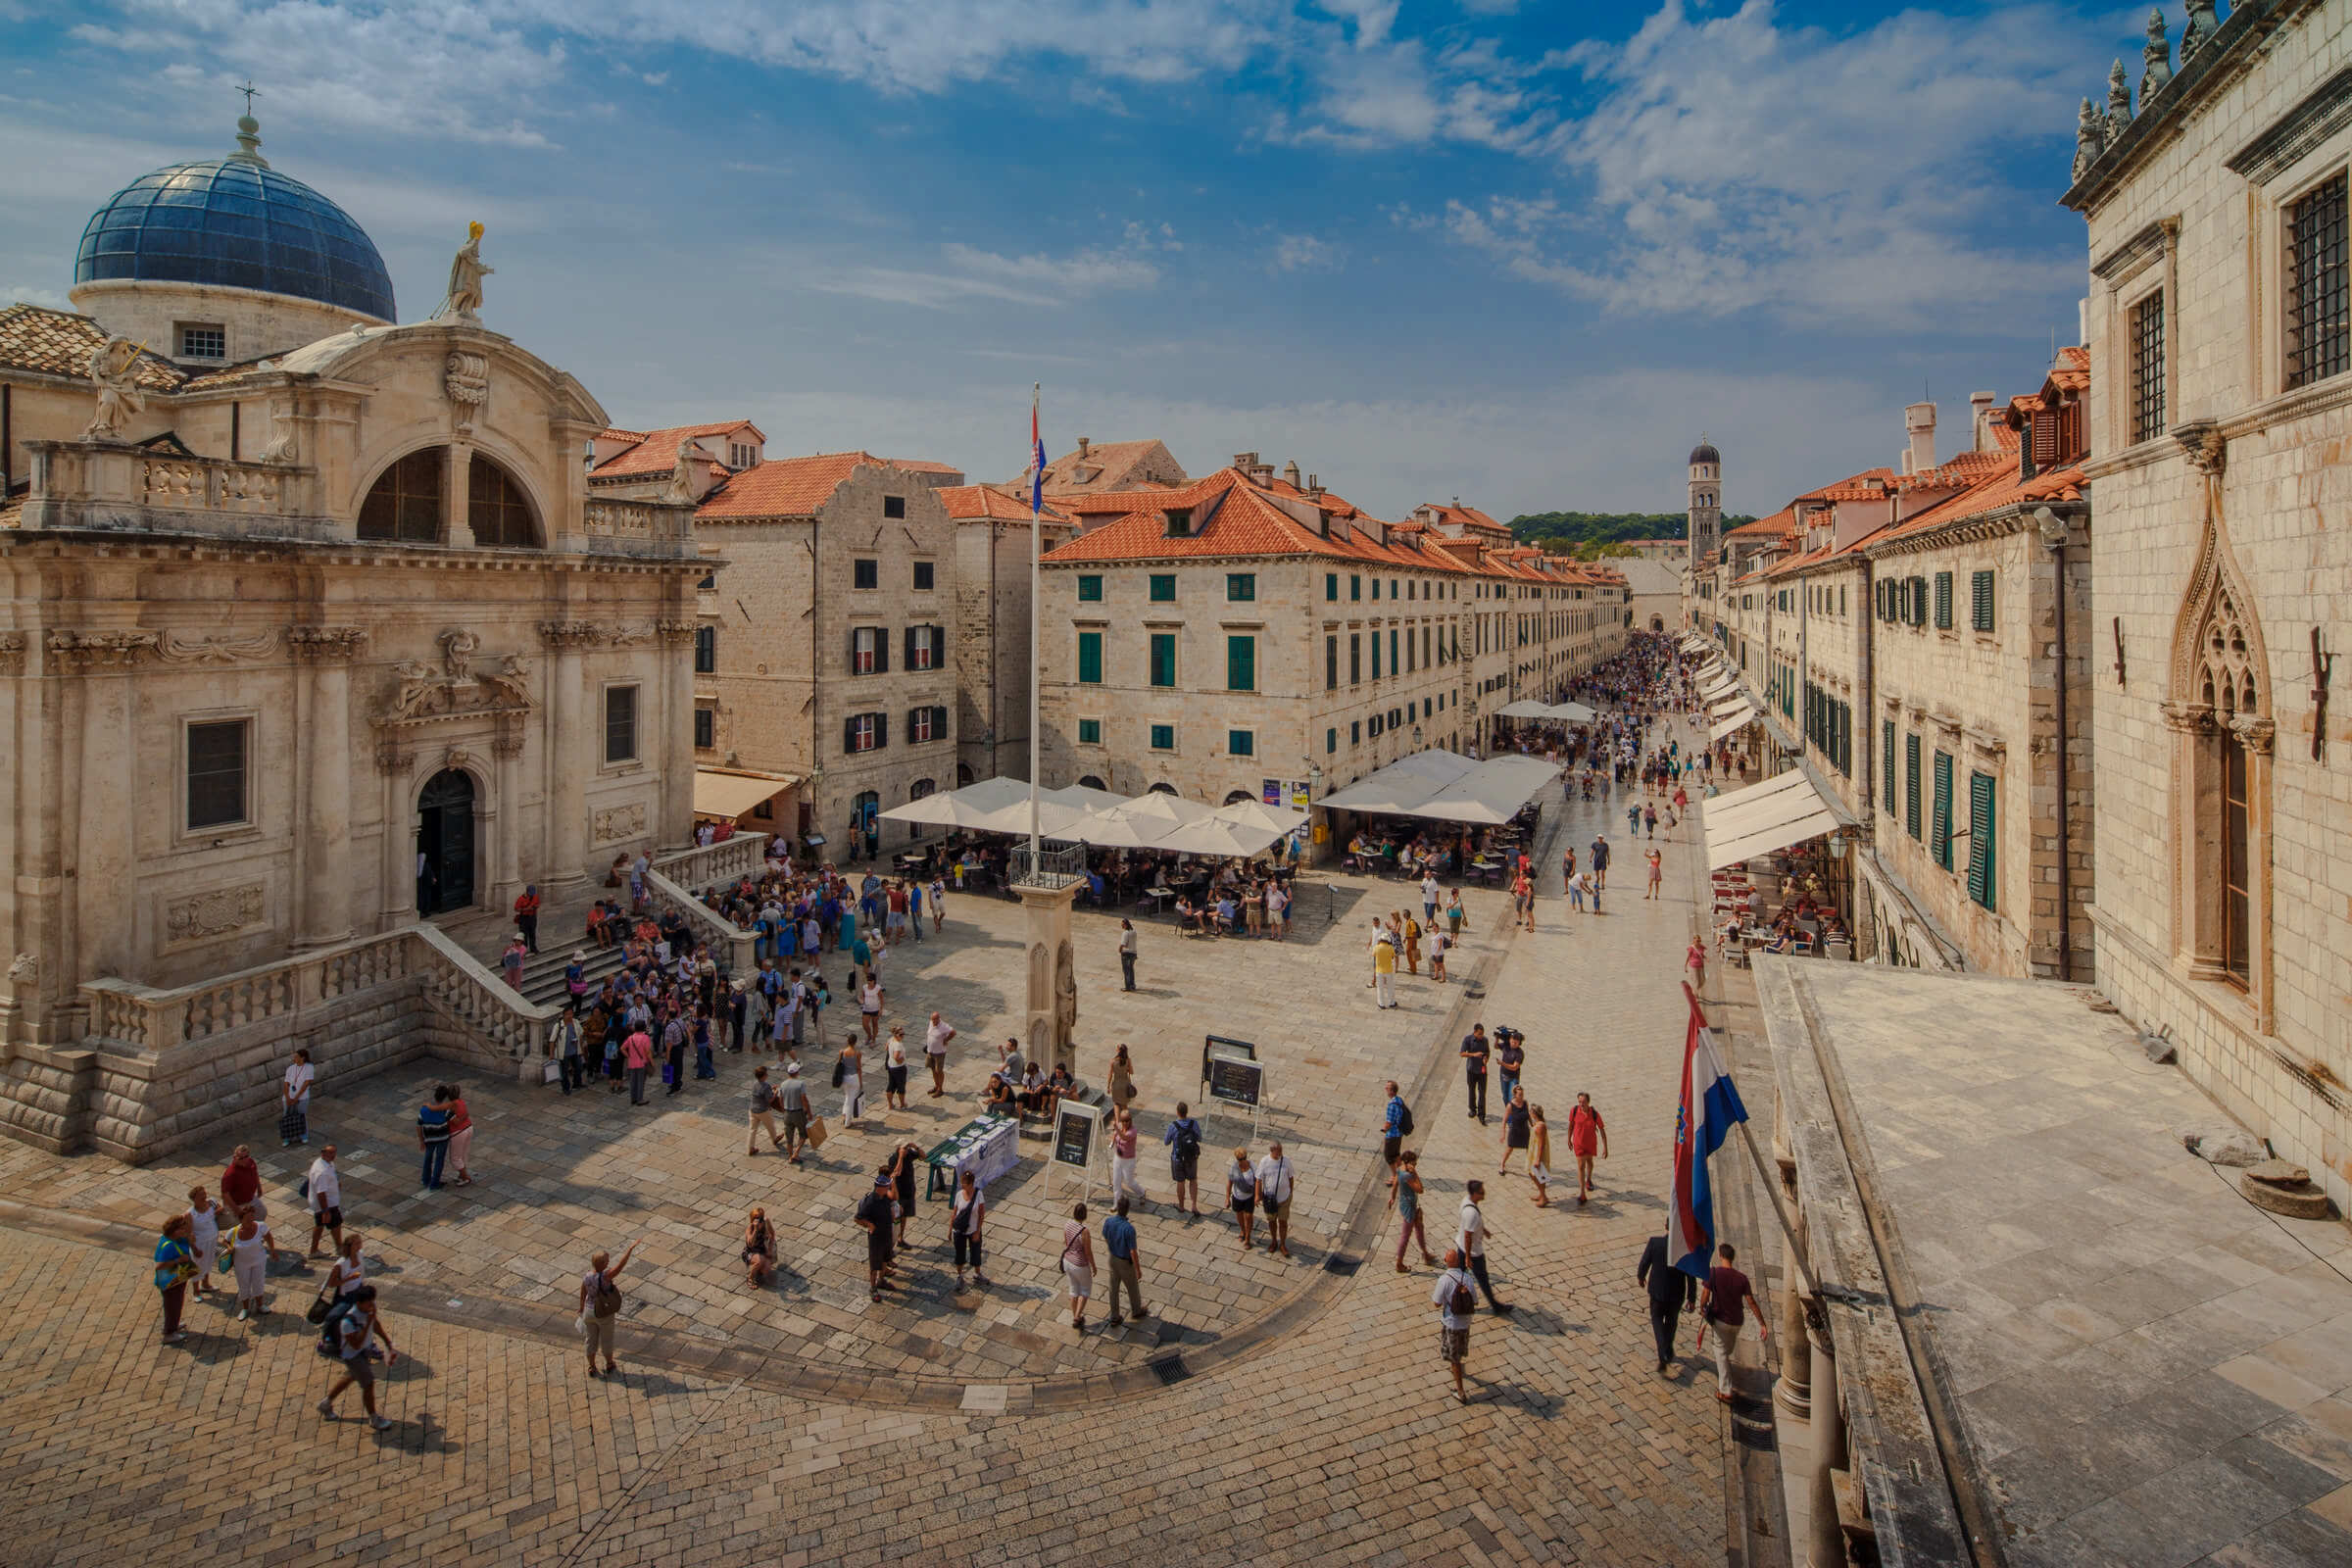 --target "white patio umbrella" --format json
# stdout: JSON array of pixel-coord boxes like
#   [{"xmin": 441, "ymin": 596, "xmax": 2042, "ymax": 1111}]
[
  {"xmin": 1116, "ymin": 790, "xmax": 1217, "ymax": 825},
  {"xmin": 1212, "ymin": 798, "xmax": 1306, "ymax": 833},
  {"xmin": 1060, "ymin": 806, "xmax": 1183, "ymax": 848},
  {"xmin": 878, "ymin": 775, "xmax": 1033, "ymax": 826},
  {"xmin": 1159, "ymin": 815, "xmax": 1287, "ymax": 857}
]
